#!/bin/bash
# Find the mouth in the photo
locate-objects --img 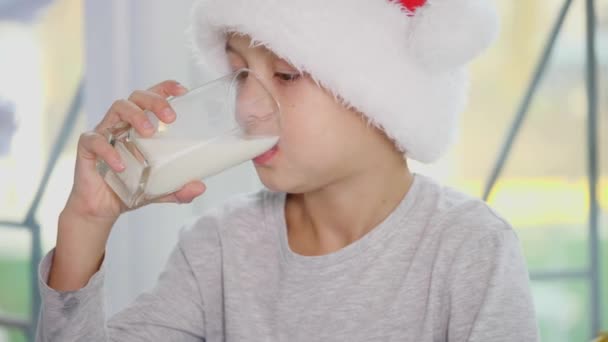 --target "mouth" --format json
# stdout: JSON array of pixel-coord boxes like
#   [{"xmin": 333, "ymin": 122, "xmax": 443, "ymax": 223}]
[{"xmin": 253, "ymin": 144, "xmax": 279, "ymax": 165}]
